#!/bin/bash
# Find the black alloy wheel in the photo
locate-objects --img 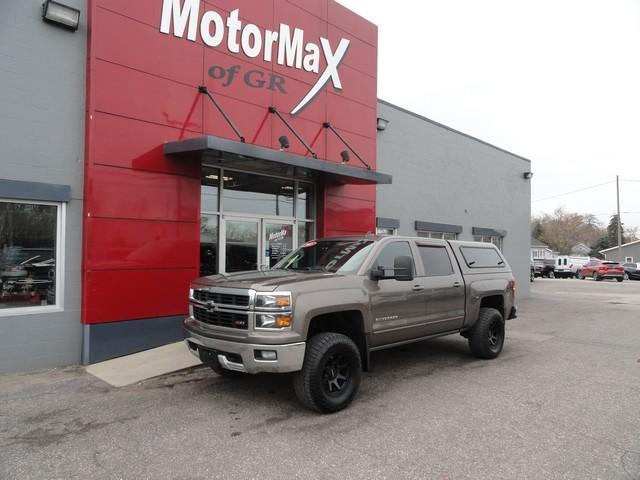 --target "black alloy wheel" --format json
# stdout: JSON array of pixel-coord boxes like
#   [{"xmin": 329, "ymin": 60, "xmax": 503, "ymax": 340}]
[
  {"xmin": 294, "ymin": 332, "xmax": 362, "ymax": 413},
  {"xmin": 468, "ymin": 307, "xmax": 505, "ymax": 359},
  {"xmin": 321, "ymin": 353, "xmax": 350, "ymax": 396}
]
